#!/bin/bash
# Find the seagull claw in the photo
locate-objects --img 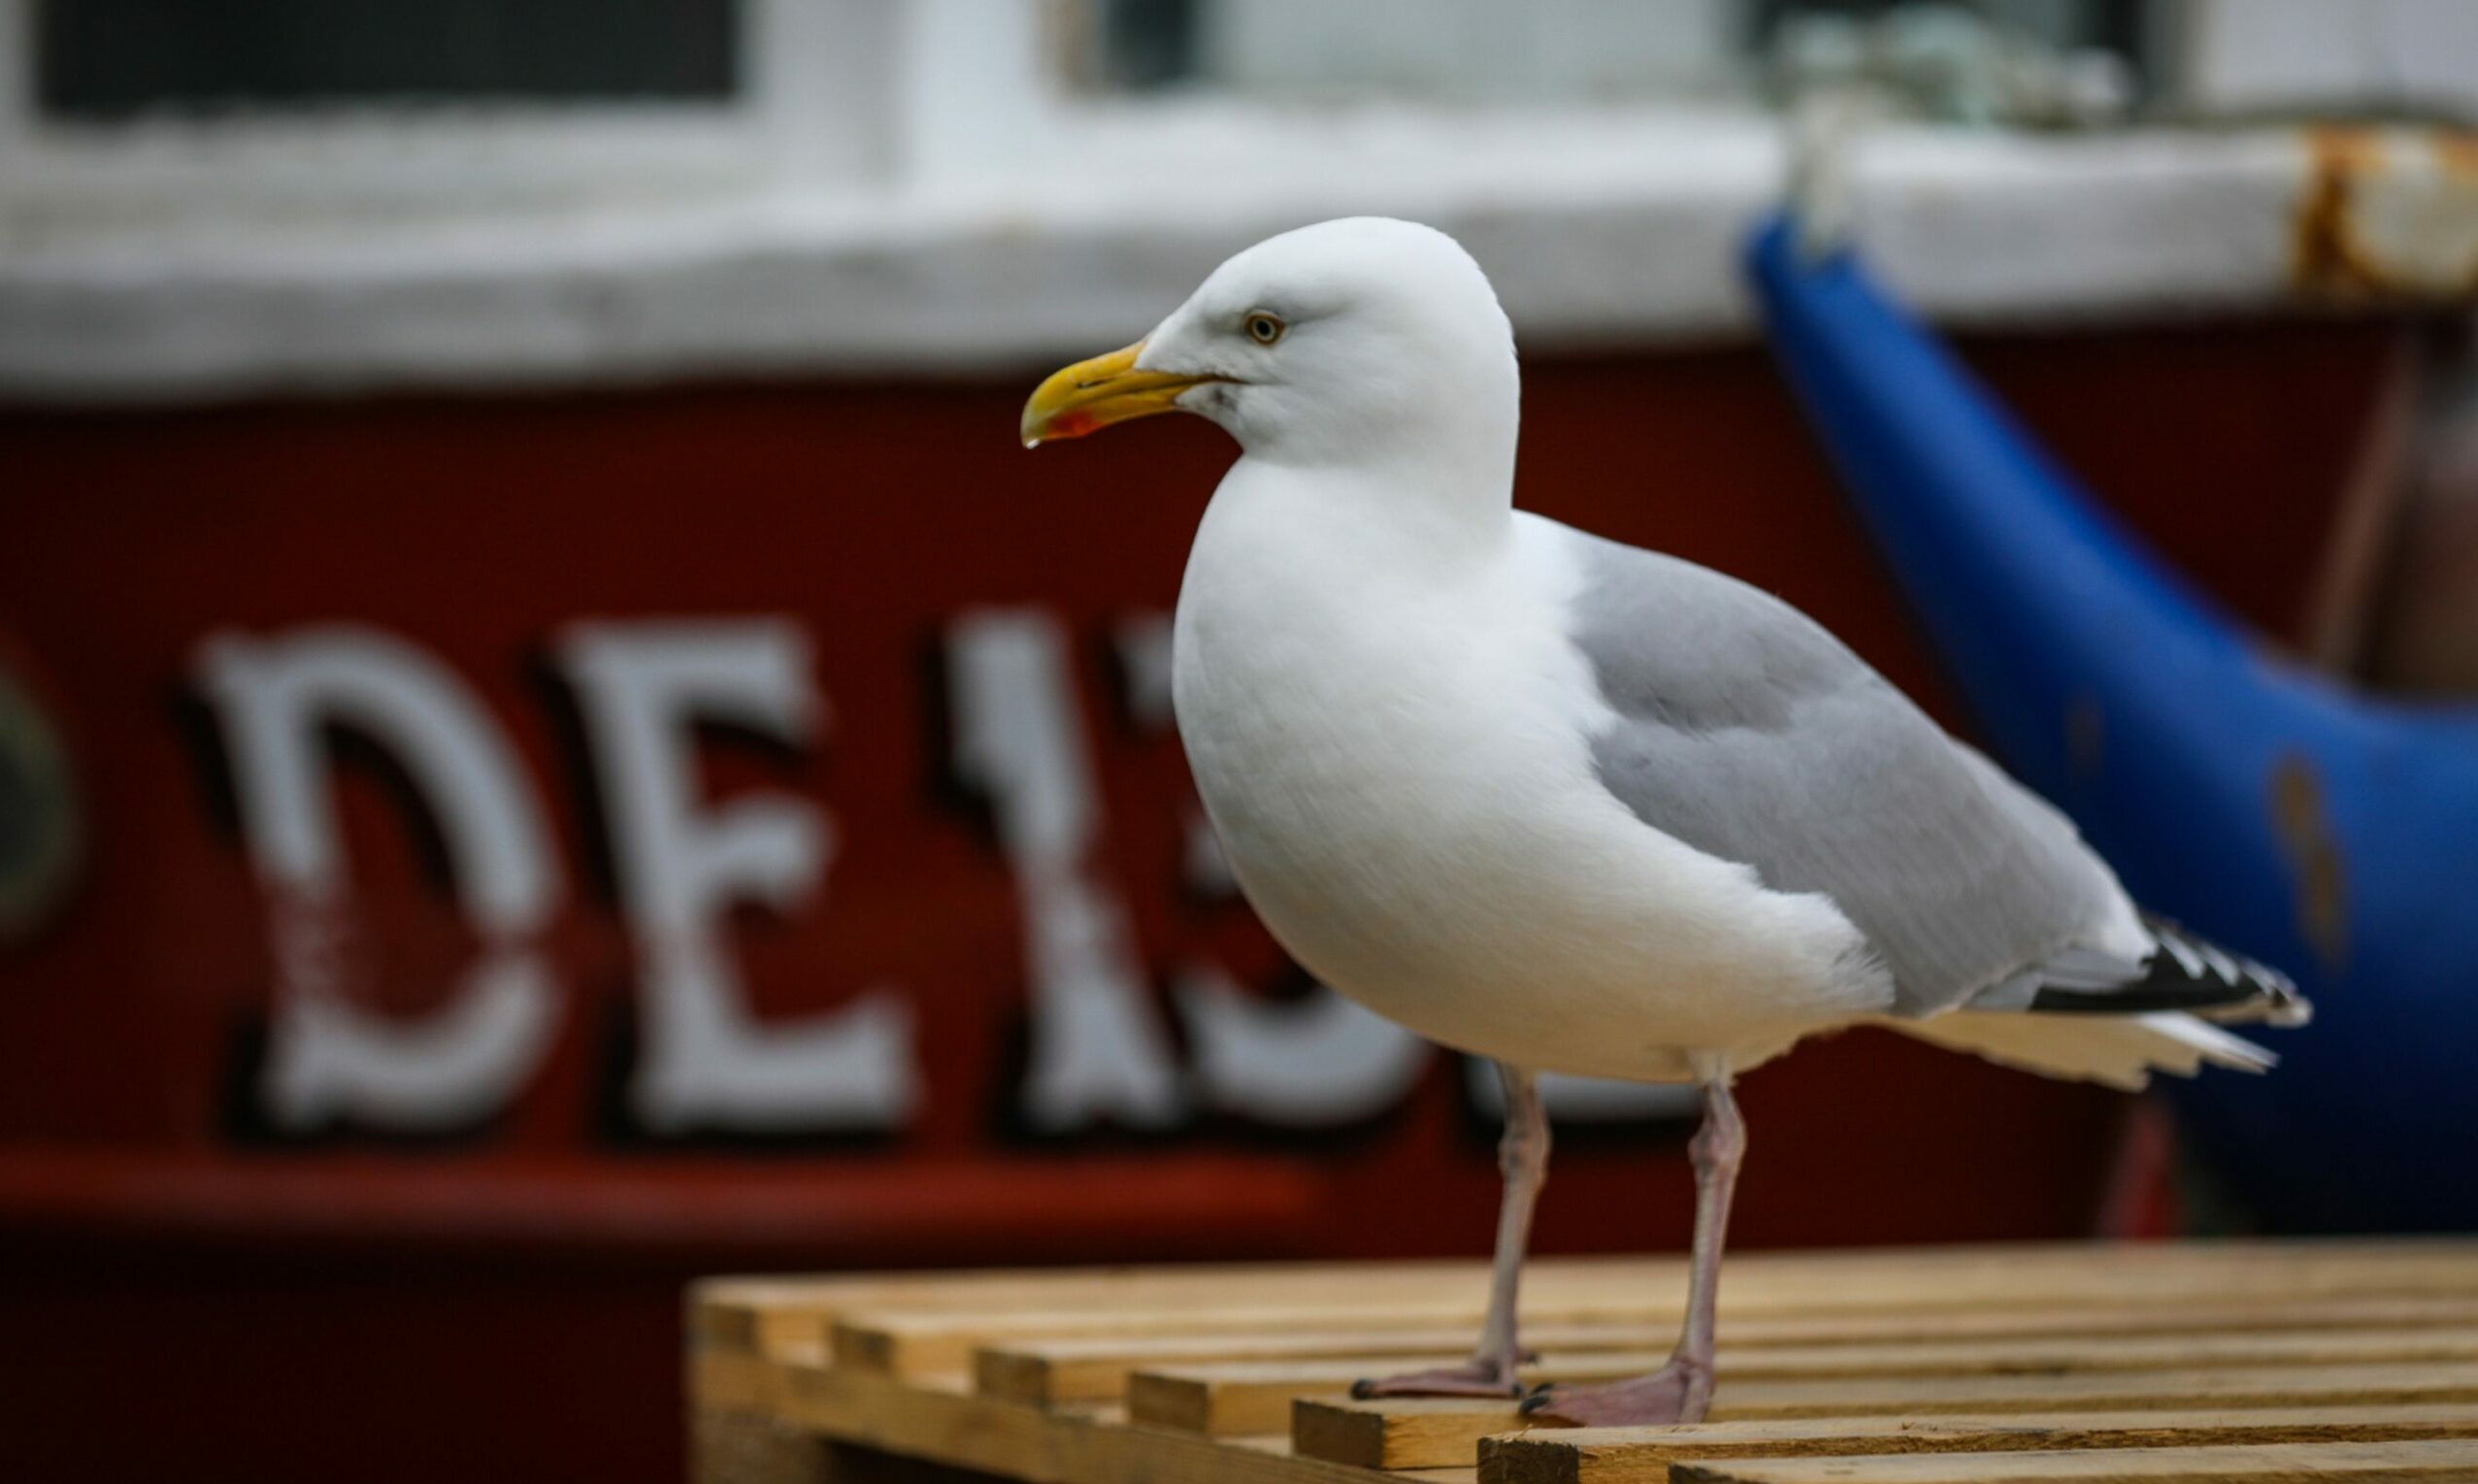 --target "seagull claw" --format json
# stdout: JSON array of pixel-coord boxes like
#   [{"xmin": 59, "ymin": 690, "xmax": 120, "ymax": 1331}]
[{"xmin": 1349, "ymin": 1359, "xmax": 1527, "ymax": 1400}]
